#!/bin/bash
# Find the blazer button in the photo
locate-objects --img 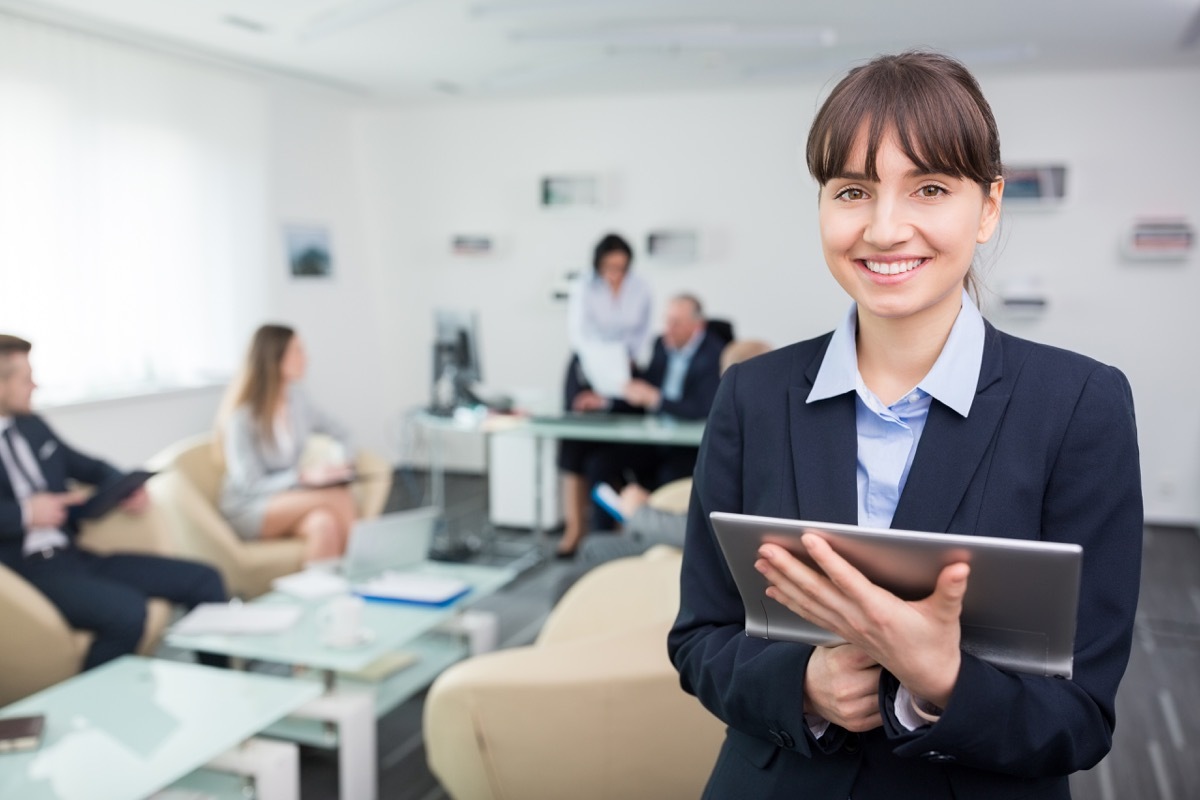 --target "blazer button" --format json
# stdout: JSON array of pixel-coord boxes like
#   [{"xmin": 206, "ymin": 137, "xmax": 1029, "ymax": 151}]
[
  {"xmin": 768, "ymin": 730, "xmax": 784, "ymax": 747},
  {"xmin": 921, "ymin": 751, "xmax": 957, "ymax": 764},
  {"xmin": 778, "ymin": 730, "xmax": 795, "ymax": 749},
  {"xmin": 843, "ymin": 734, "xmax": 860, "ymax": 753}
]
